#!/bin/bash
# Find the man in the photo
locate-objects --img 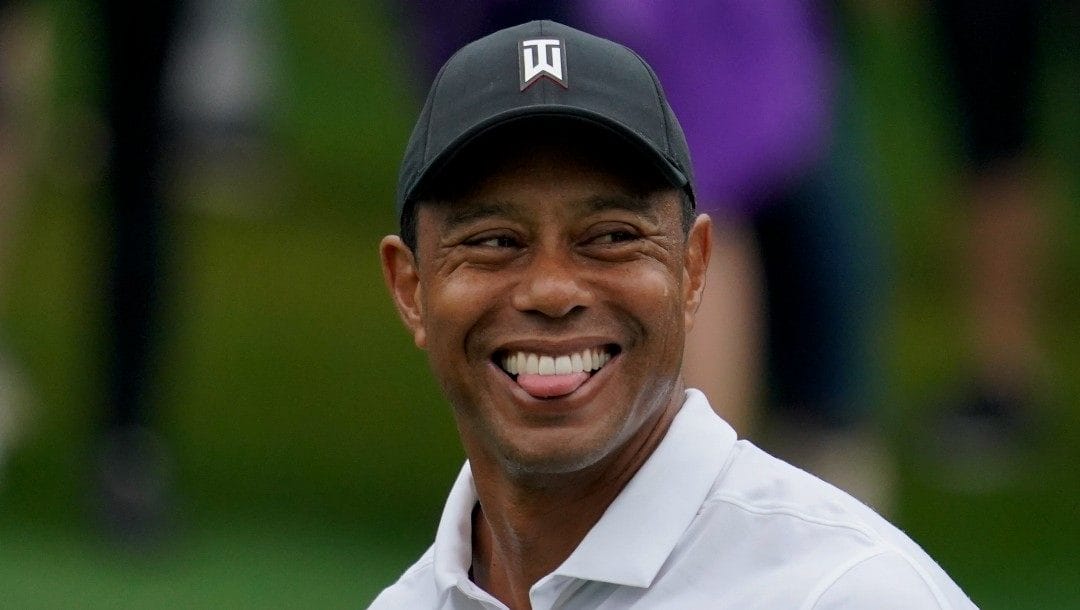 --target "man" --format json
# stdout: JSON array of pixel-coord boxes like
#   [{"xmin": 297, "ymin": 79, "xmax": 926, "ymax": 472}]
[{"xmin": 374, "ymin": 20, "xmax": 976, "ymax": 610}]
